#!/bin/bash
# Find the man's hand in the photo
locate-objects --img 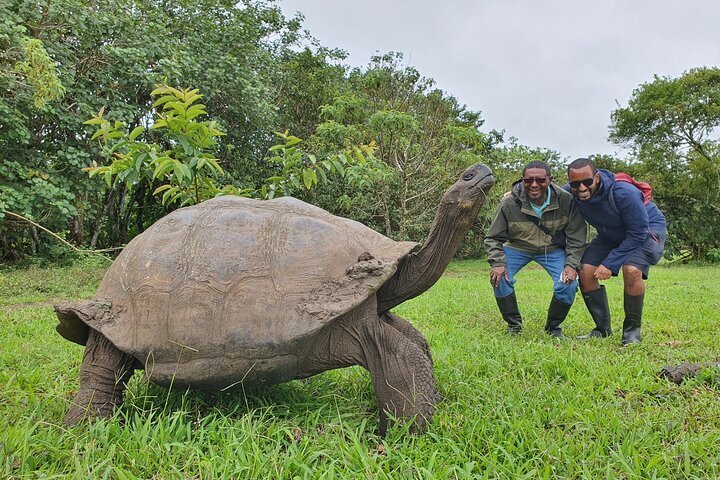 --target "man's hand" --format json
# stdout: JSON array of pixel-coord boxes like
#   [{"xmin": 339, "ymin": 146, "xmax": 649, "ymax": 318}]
[
  {"xmin": 490, "ymin": 266, "xmax": 509, "ymax": 287},
  {"xmin": 562, "ymin": 266, "xmax": 577, "ymax": 284},
  {"xmin": 594, "ymin": 264, "xmax": 612, "ymax": 280}
]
